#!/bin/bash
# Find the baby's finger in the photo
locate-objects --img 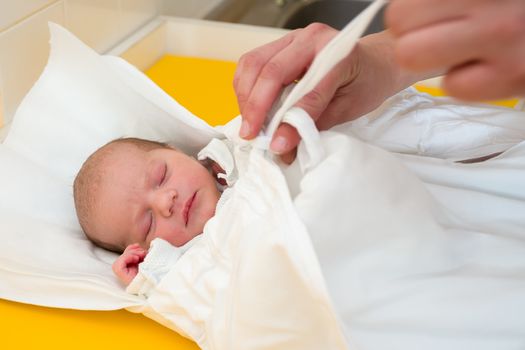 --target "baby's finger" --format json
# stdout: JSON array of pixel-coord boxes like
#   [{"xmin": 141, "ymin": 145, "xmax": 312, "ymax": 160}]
[
  {"xmin": 126, "ymin": 254, "xmax": 143, "ymax": 266},
  {"xmin": 112, "ymin": 258, "xmax": 126, "ymax": 275},
  {"xmin": 134, "ymin": 250, "xmax": 146, "ymax": 263},
  {"xmin": 126, "ymin": 265, "xmax": 139, "ymax": 277},
  {"xmin": 129, "ymin": 246, "xmax": 145, "ymax": 255},
  {"xmin": 123, "ymin": 243, "xmax": 141, "ymax": 254},
  {"xmin": 128, "ymin": 246, "xmax": 146, "ymax": 259}
]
